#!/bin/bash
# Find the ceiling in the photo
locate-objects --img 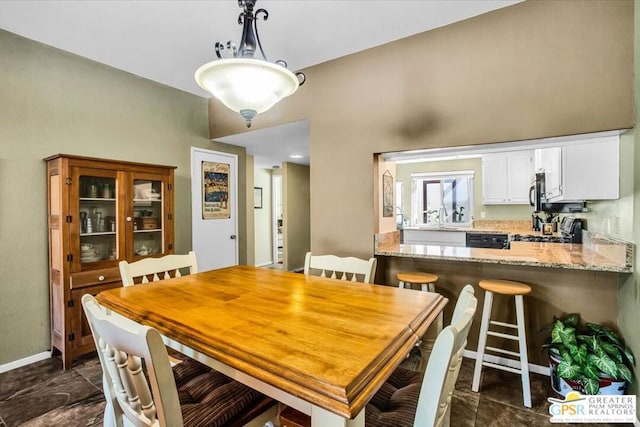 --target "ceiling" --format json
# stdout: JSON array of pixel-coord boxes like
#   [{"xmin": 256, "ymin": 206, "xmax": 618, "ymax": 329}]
[{"xmin": 0, "ymin": 0, "xmax": 520, "ymax": 168}]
